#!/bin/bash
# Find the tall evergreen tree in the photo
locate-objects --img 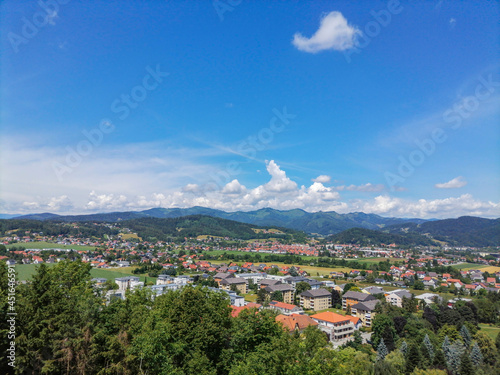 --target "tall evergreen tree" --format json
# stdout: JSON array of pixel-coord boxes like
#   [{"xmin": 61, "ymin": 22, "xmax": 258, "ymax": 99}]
[
  {"xmin": 400, "ymin": 340, "xmax": 408, "ymax": 356},
  {"xmin": 377, "ymin": 338, "xmax": 388, "ymax": 361},
  {"xmin": 405, "ymin": 343, "xmax": 421, "ymax": 375},
  {"xmin": 423, "ymin": 334, "xmax": 435, "ymax": 361},
  {"xmin": 460, "ymin": 325, "xmax": 472, "ymax": 348},
  {"xmin": 470, "ymin": 342, "xmax": 483, "ymax": 367},
  {"xmin": 459, "ymin": 352, "xmax": 475, "ymax": 375}
]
